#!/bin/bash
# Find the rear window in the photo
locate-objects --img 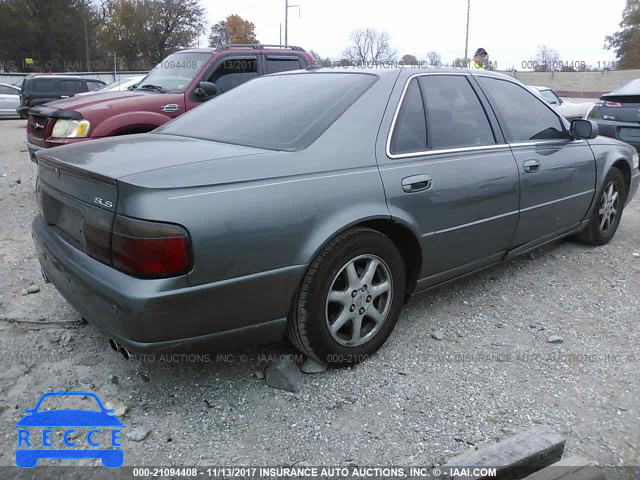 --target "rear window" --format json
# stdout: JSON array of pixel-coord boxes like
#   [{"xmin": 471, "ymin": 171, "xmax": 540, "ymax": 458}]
[
  {"xmin": 32, "ymin": 78, "xmax": 57, "ymax": 92},
  {"xmin": 613, "ymin": 79, "xmax": 640, "ymax": 95},
  {"xmin": 156, "ymin": 72, "xmax": 378, "ymax": 151}
]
